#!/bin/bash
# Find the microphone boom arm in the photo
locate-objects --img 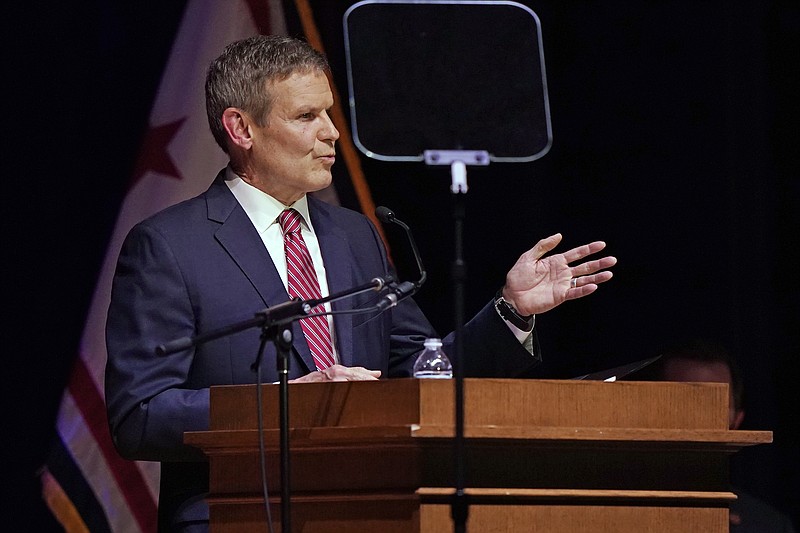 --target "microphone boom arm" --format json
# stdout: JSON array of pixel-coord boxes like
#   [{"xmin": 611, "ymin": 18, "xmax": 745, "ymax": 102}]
[{"xmin": 156, "ymin": 277, "xmax": 388, "ymax": 356}]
